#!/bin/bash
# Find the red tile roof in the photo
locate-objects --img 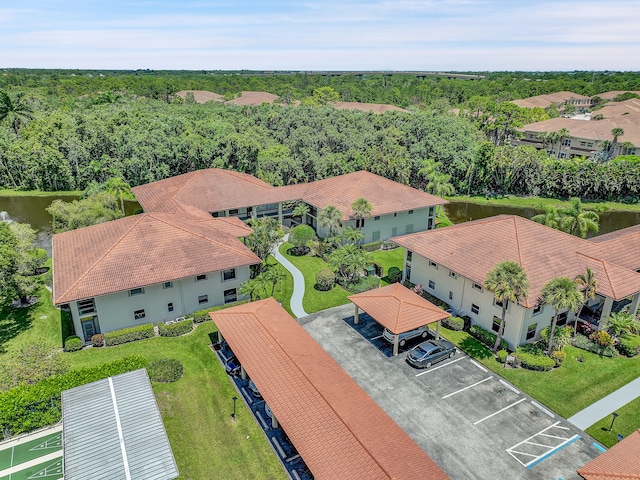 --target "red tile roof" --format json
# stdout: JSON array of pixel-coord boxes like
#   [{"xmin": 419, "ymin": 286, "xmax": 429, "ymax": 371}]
[
  {"xmin": 512, "ymin": 91, "xmax": 590, "ymax": 109},
  {"xmin": 174, "ymin": 90, "xmax": 223, "ymax": 103},
  {"xmin": 133, "ymin": 169, "xmax": 446, "ymax": 221},
  {"xmin": 590, "ymin": 224, "xmax": 640, "ymax": 272},
  {"xmin": 210, "ymin": 298, "xmax": 449, "ymax": 480},
  {"xmin": 392, "ymin": 215, "xmax": 640, "ymax": 307},
  {"xmin": 349, "ymin": 283, "xmax": 450, "ymax": 334},
  {"xmin": 224, "ymin": 91, "xmax": 279, "ymax": 106},
  {"xmin": 53, "ymin": 213, "xmax": 259, "ymax": 304},
  {"xmin": 578, "ymin": 429, "xmax": 640, "ymax": 479}
]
